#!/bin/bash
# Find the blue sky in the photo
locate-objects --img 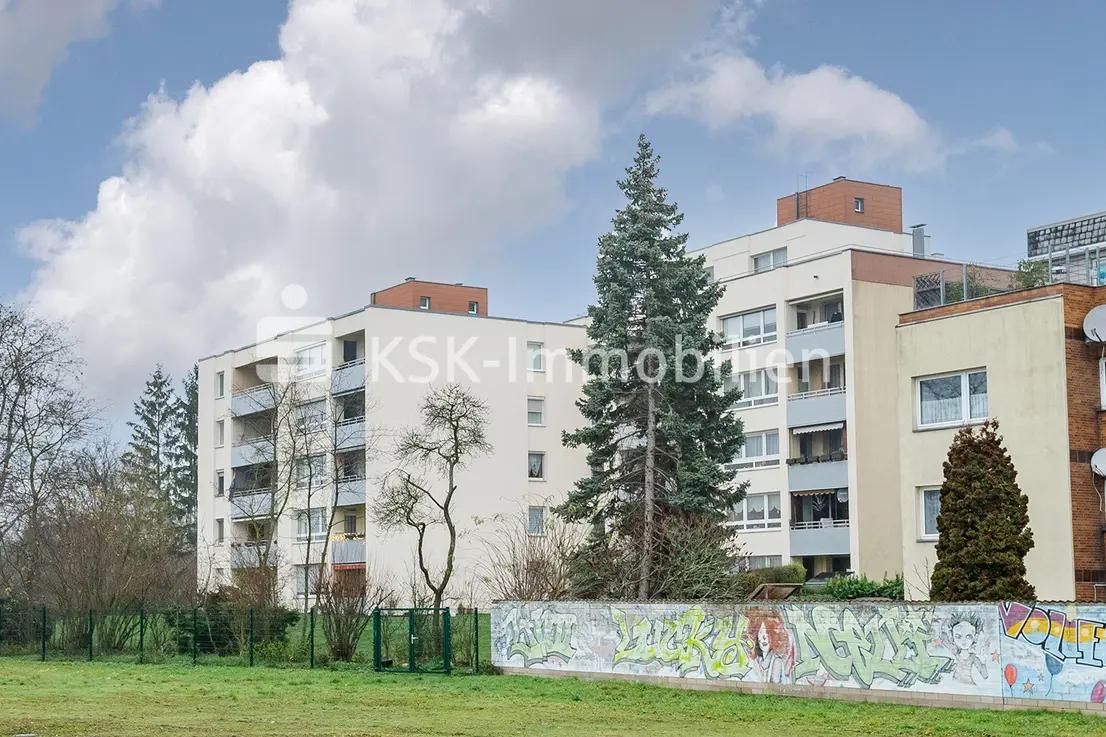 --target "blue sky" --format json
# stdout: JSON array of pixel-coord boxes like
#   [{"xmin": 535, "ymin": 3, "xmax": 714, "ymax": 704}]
[{"xmin": 1, "ymin": 0, "xmax": 1103, "ymax": 414}]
